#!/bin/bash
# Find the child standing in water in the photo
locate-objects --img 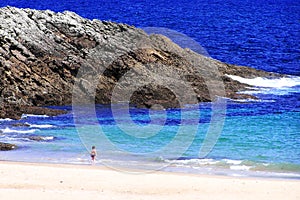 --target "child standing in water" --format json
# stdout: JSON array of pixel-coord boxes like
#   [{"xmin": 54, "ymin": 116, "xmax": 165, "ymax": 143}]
[{"xmin": 90, "ymin": 146, "xmax": 97, "ymax": 164}]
